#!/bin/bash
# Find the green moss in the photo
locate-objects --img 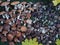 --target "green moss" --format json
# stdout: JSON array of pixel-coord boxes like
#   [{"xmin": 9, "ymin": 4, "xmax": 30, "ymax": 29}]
[
  {"xmin": 52, "ymin": 0, "xmax": 60, "ymax": 6},
  {"xmin": 22, "ymin": 38, "xmax": 43, "ymax": 45},
  {"xmin": 56, "ymin": 39, "xmax": 60, "ymax": 45}
]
